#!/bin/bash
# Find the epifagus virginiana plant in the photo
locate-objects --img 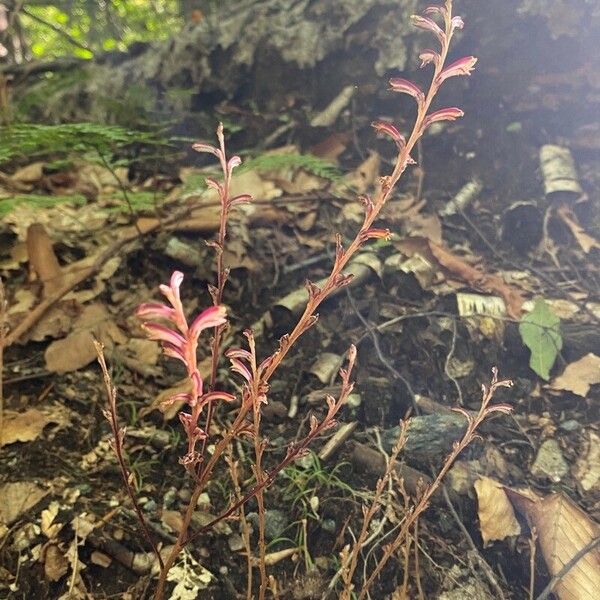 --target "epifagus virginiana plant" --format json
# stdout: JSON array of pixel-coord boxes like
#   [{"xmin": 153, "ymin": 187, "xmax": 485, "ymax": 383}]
[{"xmin": 97, "ymin": 2, "xmax": 509, "ymax": 599}]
